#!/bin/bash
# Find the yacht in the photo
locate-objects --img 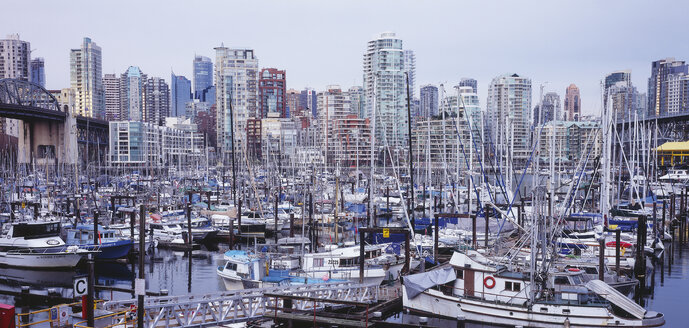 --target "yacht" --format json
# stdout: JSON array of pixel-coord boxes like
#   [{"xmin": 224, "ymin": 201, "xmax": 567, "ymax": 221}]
[
  {"xmin": 0, "ymin": 221, "xmax": 90, "ymax": 268},
  {"xmin": 658, "ymin": 168, "xmax": 689, "ymax": 182}
]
